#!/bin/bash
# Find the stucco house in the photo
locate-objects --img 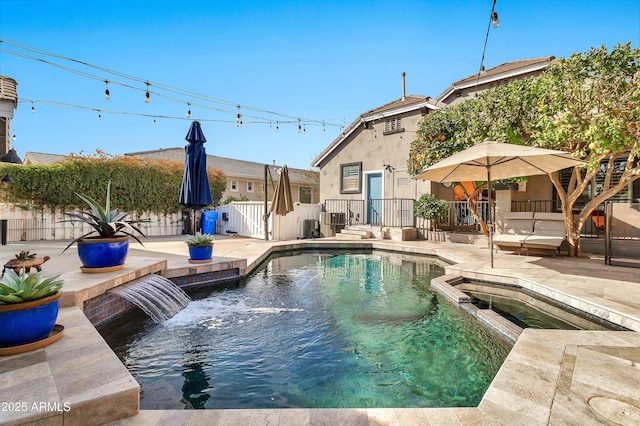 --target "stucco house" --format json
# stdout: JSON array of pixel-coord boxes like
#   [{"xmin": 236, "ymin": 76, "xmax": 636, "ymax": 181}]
[{"xmin": 311, "ymin": 59, "xmax": 557, "ymax": 234}]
